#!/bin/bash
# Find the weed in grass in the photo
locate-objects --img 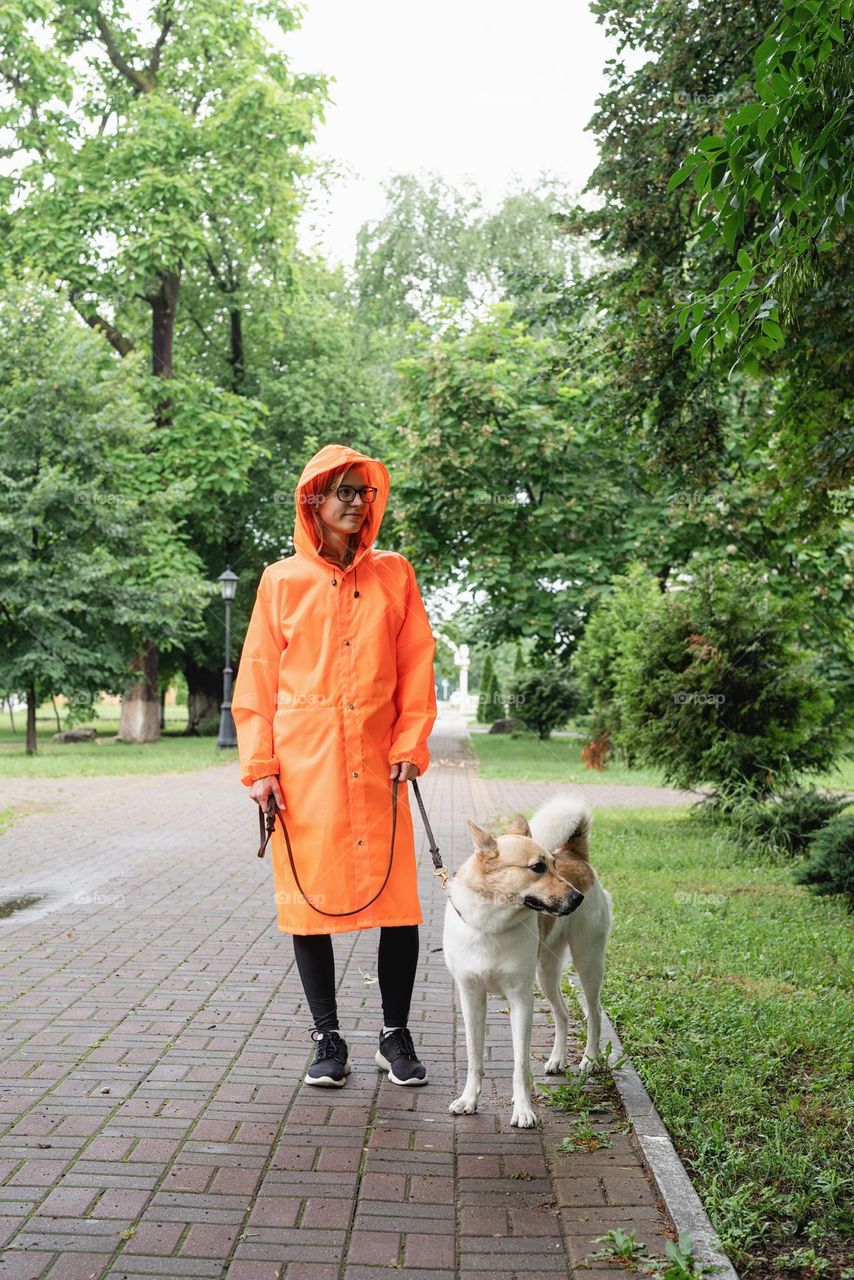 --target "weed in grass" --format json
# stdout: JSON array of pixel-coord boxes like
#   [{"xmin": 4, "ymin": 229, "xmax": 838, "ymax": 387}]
[
  {"xmin": 538, "ymin": 1075, "xmax": 591, "ymax": 1112},
  {"xmin": 557, "ymin": 1121, "xmax": 615, "ymax": 1153},
  {"xmin": 773, "ymin": 1246, "xmax": 834, "ymax": 1276},
  {"xmin": 581, "ymin": 1229, "xmax": 718, "ymax": 1280}
]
